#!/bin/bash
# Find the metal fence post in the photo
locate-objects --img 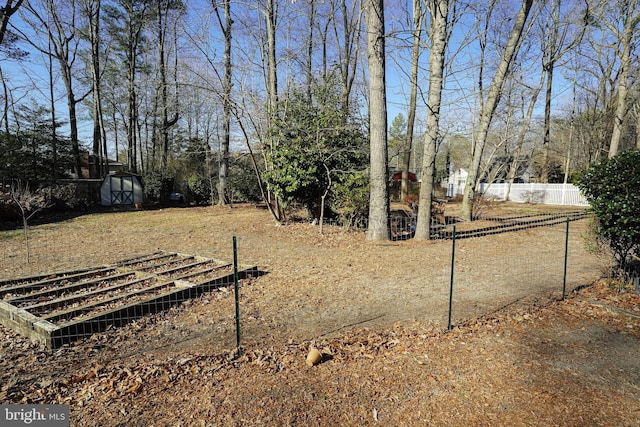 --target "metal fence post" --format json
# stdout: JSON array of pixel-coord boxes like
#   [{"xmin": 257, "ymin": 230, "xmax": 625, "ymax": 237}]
[
  {"xmin": 448, "ymin": 225, "xmax": 456, "ymax": 330},
  {"xmin": 562, "ymin": 218, "xmax": 570, "ymax": 299},
  {"xmin": 233, "ymin": 236, "xmax": 241, "ymax": 354}
]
